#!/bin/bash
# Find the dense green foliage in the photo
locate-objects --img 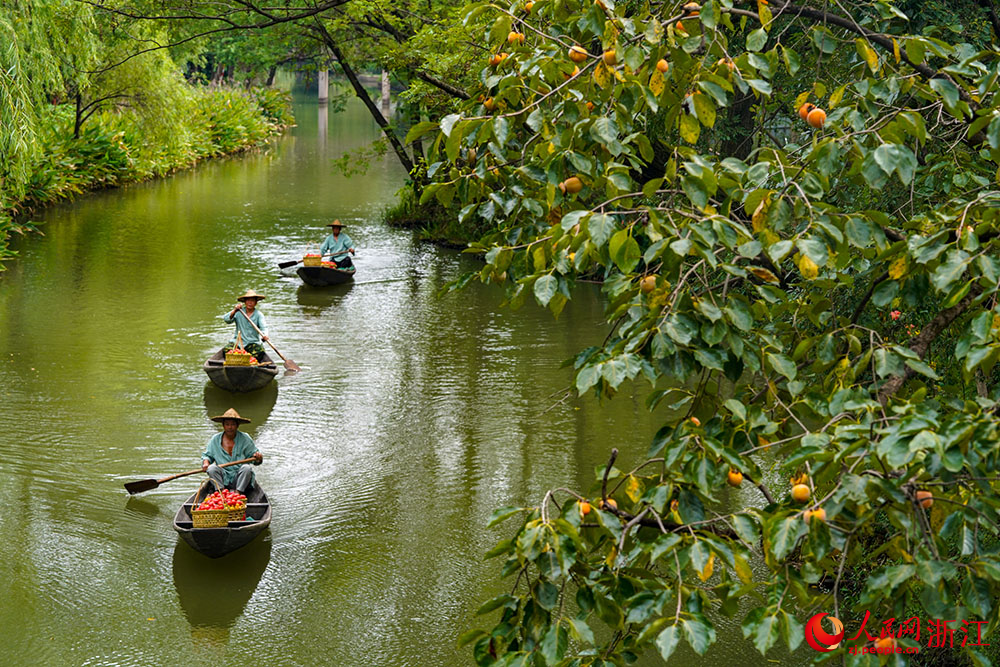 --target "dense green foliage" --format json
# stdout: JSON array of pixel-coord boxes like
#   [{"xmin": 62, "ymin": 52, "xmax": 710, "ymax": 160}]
[{"xmin": 405, "ymin": 0, "xmax": 1000, "ymax": 663}]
